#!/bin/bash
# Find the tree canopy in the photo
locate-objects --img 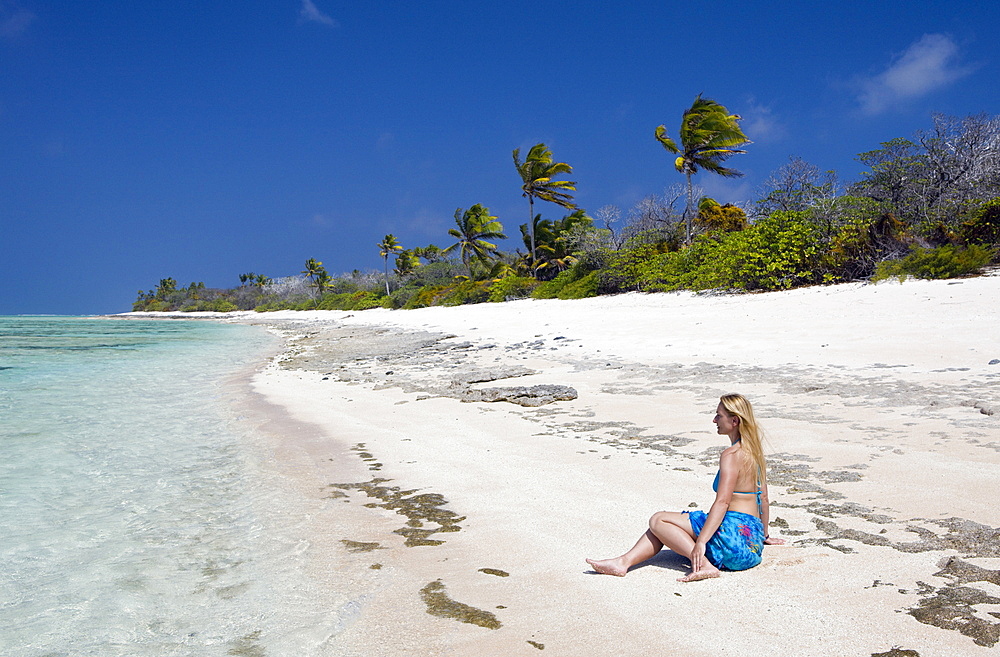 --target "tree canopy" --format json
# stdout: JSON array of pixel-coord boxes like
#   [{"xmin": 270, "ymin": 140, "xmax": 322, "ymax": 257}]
[
  {"xmin": 656, "ymin": 95, "xmax": 750, "ymax": 243},
  {"xmin": 443, "ymin": 204, "xmax": 507, "ymax": 277},
  {"xmin": 513, "ymin": 143, "xmax": 577, "ymax": 274}
]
